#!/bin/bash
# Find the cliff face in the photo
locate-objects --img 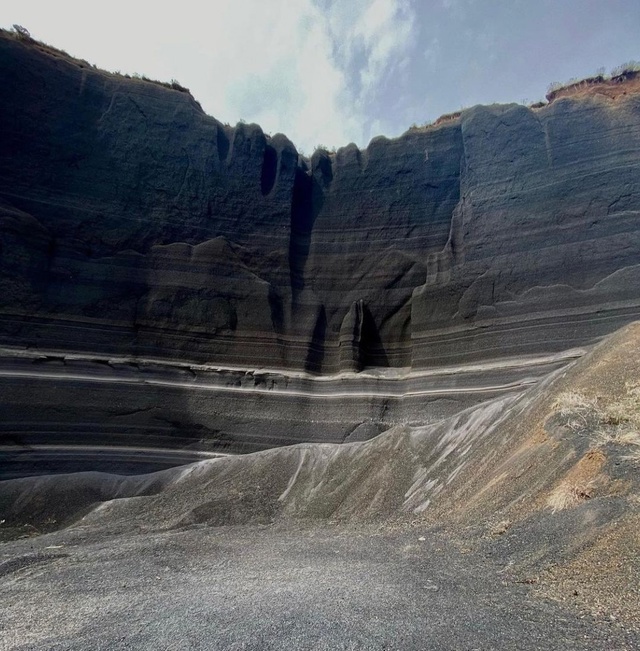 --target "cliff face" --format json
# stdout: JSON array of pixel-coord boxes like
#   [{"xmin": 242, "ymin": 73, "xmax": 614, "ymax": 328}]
[
  {"xmin": 2, "ymin": 33, "xmax": 640, "ymax": 374},
  {"xmin": 2, "ymin": 32, "xmax": 640, "ymax": 462},
  {"xmin": 4, "ymin": 37, "xmax": 640, "ymax": 643}
]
